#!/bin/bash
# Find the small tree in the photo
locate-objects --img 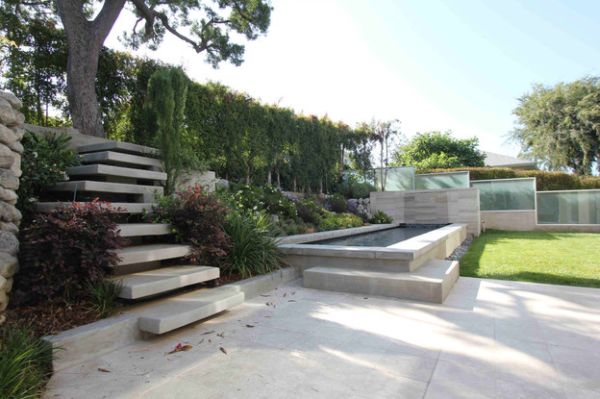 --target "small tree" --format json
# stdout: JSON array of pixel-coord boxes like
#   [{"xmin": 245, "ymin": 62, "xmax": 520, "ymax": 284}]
[
  {"xmin": 393, "ymin": 131, "xmax": 486, "ymax": 169},
  {"xmin": 360, "ymin": 119, "xmax": 401, "ymax": 191},
  {"xmin": 513, "ymin": 77, "xmax": 600, "ymax": 175},
  {"xmin": 146, "ymin": 67, "xmax": 192, "ymax": 194}
]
